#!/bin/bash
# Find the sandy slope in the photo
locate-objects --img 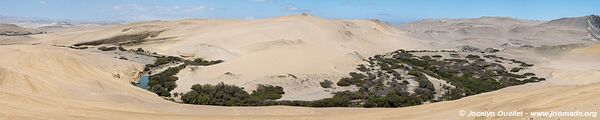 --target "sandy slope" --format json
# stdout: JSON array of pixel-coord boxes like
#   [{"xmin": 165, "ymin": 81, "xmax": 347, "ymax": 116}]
[
  {"xmin": 1, "ymin": 44, "xmax": 600, "ymax": 120},
  {"xmin": 20, "ymin": 15, "xmax": 430, "ymax": 100},
  {"xmin": 2, "ymin": 15, "xmax": 600, "ymax": 120}
]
